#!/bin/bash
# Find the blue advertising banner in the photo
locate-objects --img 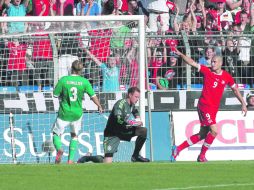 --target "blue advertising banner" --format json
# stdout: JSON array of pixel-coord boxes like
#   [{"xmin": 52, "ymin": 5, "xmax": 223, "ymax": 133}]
[{"xmin": 0, "ymin": 112, "xmax": 171, "ymax": 163}]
